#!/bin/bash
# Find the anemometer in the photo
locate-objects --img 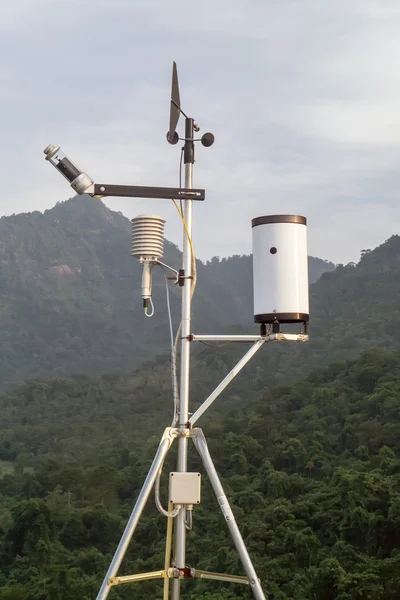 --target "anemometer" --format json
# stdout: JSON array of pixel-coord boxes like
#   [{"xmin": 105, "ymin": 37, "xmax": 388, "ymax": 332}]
[{"xmin": 43, "ymin": 61, "xmax": 309, "ymax": 600}]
